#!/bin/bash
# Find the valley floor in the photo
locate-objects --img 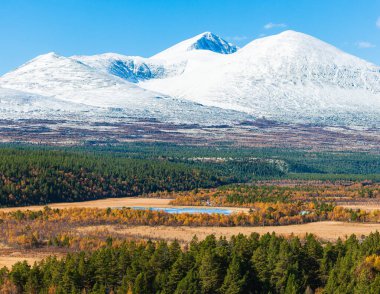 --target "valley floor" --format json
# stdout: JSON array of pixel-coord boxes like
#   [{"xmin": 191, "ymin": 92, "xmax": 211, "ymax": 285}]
[{"xmin": 2, "ymin": 183, "xmax": 380, "ymax": 269}]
